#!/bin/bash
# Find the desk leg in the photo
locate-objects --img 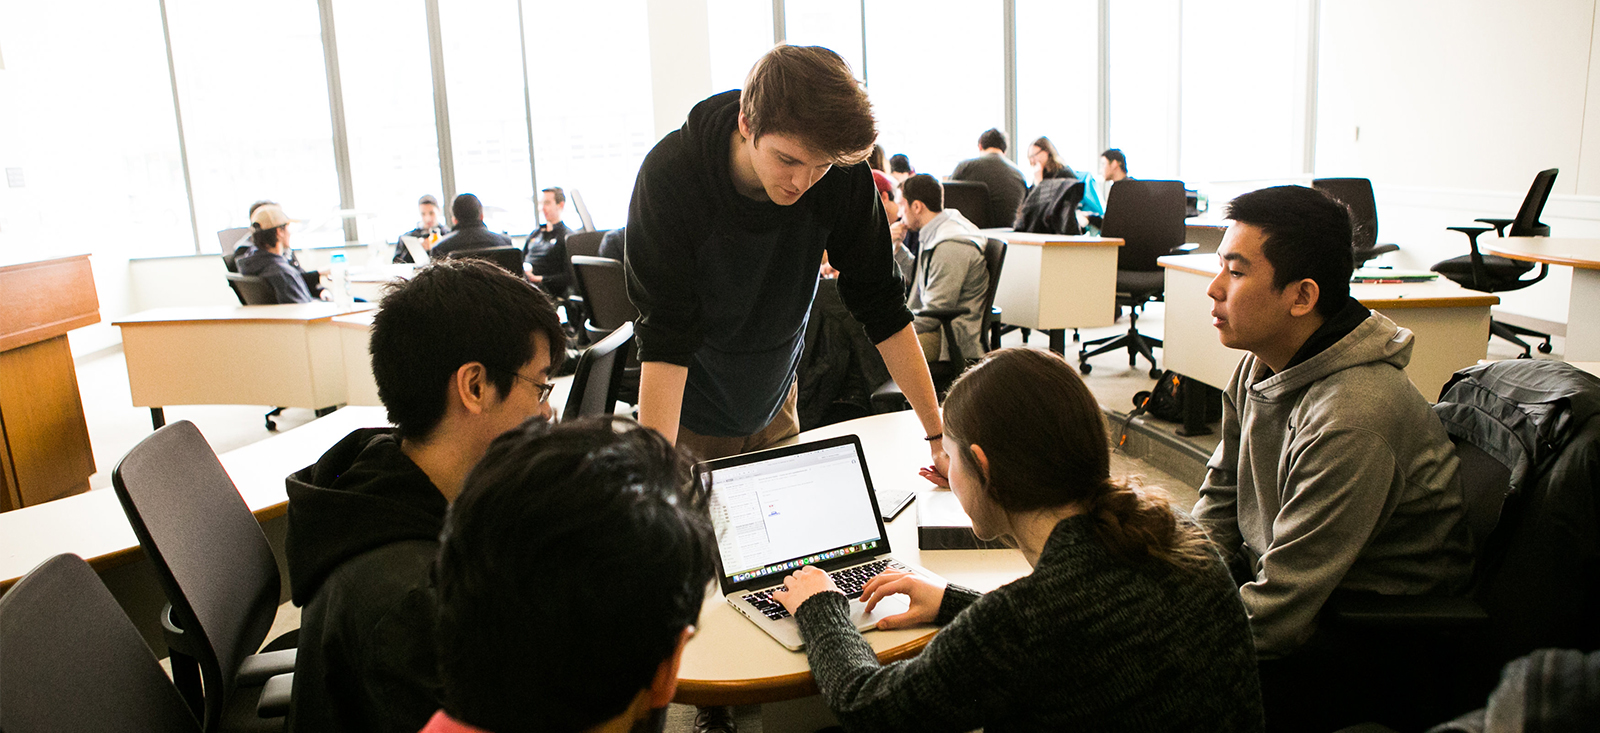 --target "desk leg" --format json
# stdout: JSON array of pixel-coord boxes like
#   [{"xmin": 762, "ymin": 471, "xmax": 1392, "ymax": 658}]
[
  {"xmin": 1177, "ymin": 379, "xmax": 1213, "ymax": 437},
  {"xmin": 1048, "ymin": 329, "xmax": 1066, "ymax": 355},
  {"xmin": 150, "ymin": 407, "xmax": 166, "ymax": 430},
  {"xmin": 314, "ymin": 405, "xmax": 340, "ymax": 418}
]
